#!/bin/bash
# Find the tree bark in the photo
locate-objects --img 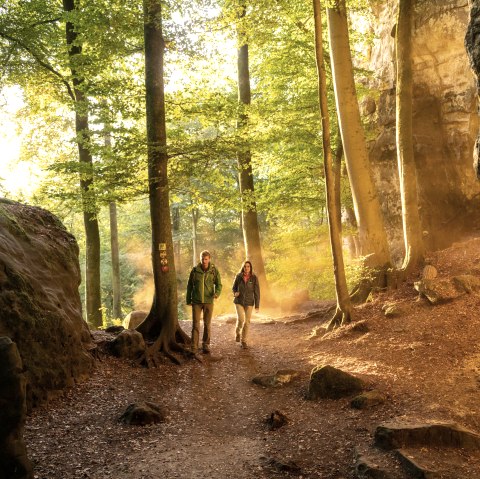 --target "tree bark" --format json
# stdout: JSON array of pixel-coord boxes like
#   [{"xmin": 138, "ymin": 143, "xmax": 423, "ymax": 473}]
[
  {"xmin": 396, "ymin": 0, "xmax": 425, "ymax": 273},
  {"xmin": 236, "ymin": 5, "xmax": 272, "ymax": 305},
  {"xmin": 313, "ymin": 0, "xmax": 352, "ymax": 330},
  {"xmin": 136, "ymin": 0, "xmax": 188, "ymax": 359},
  {"xmin": 326, "ymin": 0, "xmax": 391, "ymax": 269},
  {"xmin": 192, "ymin": 207, "xmax": 199, "ymax": 266},
  {"xmin": 63, "ymin": 0, "xmax": 102, "ymax": 328},
  {"xmin": 109, "ymin": 201, "xmax": 122, "ymax": 320}
]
